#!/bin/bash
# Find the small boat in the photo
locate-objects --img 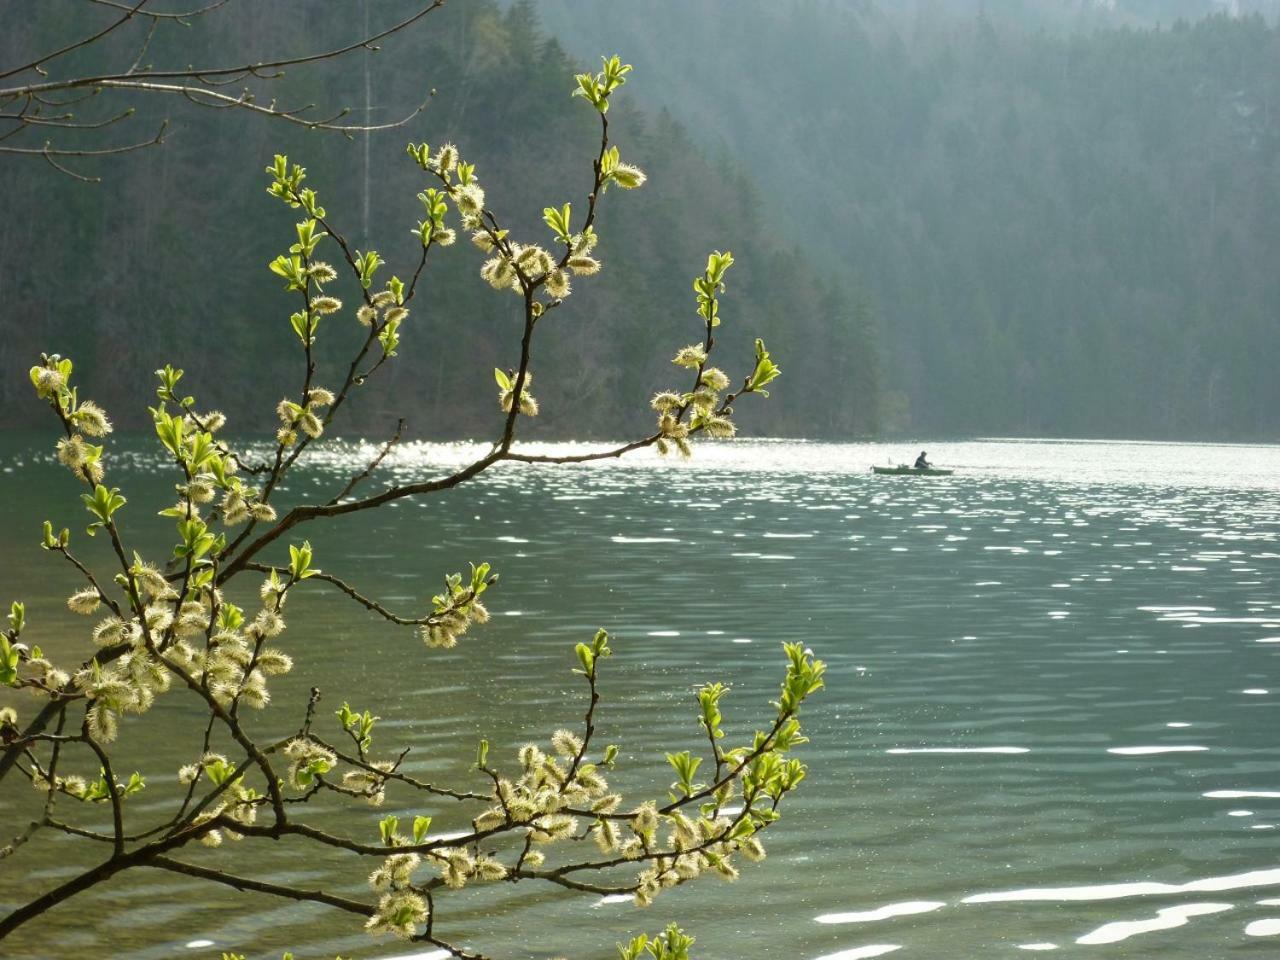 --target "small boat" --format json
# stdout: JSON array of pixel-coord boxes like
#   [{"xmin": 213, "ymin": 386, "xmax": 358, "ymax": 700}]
[{"xmin": 871, "ymin": 465, "xmax": 955, "ymax": 476}]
